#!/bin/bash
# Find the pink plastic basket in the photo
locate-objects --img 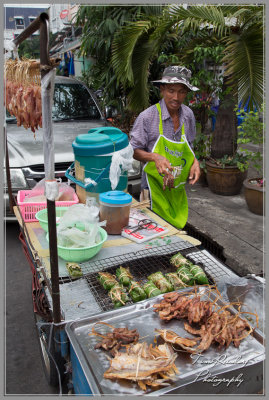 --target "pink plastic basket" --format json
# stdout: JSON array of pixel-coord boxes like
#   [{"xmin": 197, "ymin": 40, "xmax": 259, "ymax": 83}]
[{"xmin": 17, "ymin": 189, "xmax": 79, "ymax": 222}]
